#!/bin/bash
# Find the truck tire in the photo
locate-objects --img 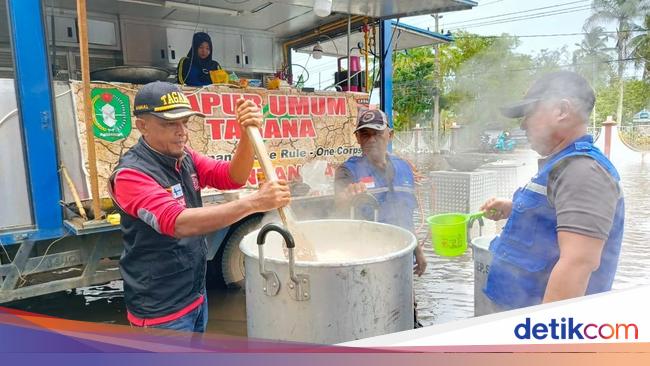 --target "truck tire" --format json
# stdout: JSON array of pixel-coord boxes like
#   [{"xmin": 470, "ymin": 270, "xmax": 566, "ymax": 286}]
[{"xmin": 220, "ymin": 215, "xmax": 263, "ymax": 288}]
